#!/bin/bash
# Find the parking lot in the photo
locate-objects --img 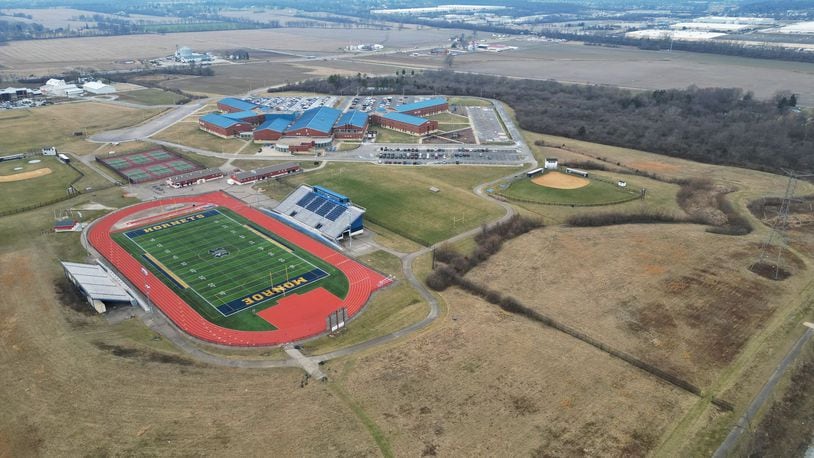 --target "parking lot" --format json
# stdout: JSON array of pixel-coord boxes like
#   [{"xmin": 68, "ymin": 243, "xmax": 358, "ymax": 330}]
[
  {"xmin": 246, "ymin": 95, "xmax": 338, "ymax": 112},
  {"xmin": 467, "ymin": 106, "xmax": 510, "ymax": 143},
  {"xmin": 376, "ymin": 146, "xmax": 525, "ymax": 165},
  {"xmin": 345, "ymin": 95, "xmax": 439, "ymax": 113}
]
